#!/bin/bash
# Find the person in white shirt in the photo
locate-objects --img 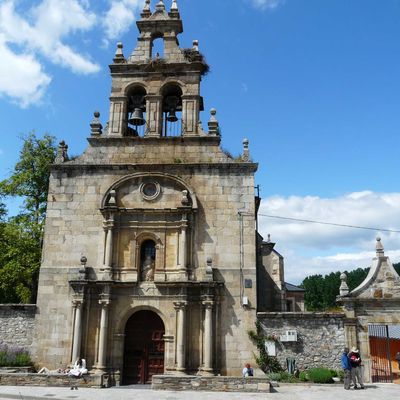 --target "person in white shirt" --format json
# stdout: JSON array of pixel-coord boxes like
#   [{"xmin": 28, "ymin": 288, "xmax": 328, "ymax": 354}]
[{"xmin": 242, "ymin": 363, "xmax": 254, "ymax": 377}]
